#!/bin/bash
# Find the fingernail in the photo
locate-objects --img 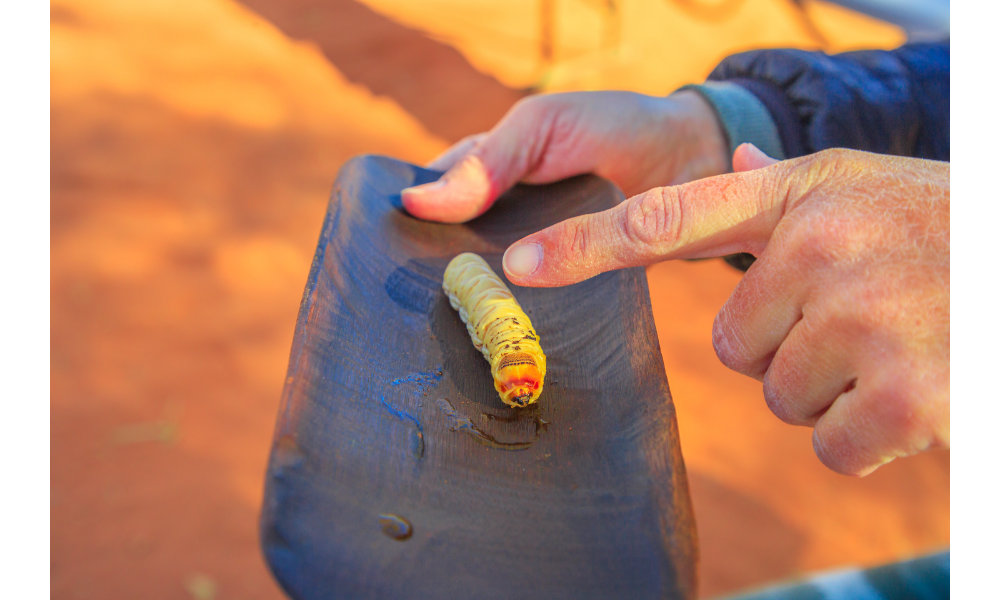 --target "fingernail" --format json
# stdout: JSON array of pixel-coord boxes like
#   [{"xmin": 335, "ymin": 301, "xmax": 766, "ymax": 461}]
[
  {"xmin": 504, "ymin": 243, "xmax": 542, "ymax": 278},
  {"xmin": 401, "ymin": 179, "xmax": 447, "ymax": 196}
]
